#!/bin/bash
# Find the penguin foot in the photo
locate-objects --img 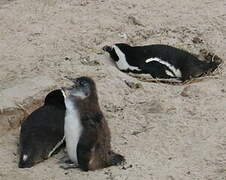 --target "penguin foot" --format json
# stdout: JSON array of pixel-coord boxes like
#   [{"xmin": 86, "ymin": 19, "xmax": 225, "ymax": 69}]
[
  {"xmin": 58, "ymin": 156, "xmax": 71, "ymax": 164},
  {"xmin": 60, "ymin": 162, "xmax": 78, "ymax": 170}
]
